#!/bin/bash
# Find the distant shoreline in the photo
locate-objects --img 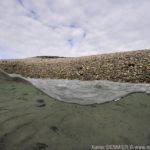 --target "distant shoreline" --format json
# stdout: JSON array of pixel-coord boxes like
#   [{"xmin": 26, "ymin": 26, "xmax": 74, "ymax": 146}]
[{"xmin": 0, "ymin": 49, "xmax": 150, "ymax": 83}]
